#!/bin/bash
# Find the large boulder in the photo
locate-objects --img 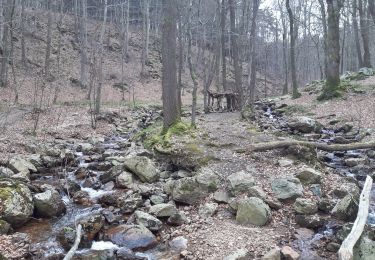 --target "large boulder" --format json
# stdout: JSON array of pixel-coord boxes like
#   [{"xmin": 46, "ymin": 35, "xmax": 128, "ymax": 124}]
[
  {"xmin": 0, "ymin": 179, "xmax": 34, "ymax": 227},
  {"xmin": 331, "ymin": 194, "xmax": 358, "ymax": 221},
  {"xmin": 353, "ymin": 235, "xmax": 375, "ymax": 260},
  {"xmin": 271, "ymin": 178, "xmax": 303, "ymax": 201},
  {"xmin": 8, "ymin": 157, "xmax": 37, "ymax": 175},
  {"xmin": 195, "ymin": 168, "xmax": 220, "ymax": 192},
  {"xmin": 104, "ymin": 225, "xmax": 157, "ymax": 250},
  {"xmin": 288, "ymin": 116, "xmax": 322, "ymax": 133},
  {"xmin": 78, "ymin": 212, "xmax": 105, "ymax": 242},
  {"xmin": 295, "ymin": 168, "xmax": 322, "ymax": 185},
  {"xmin": 227, "ymin": 170, "xmax": 255, "ymax": 195},
  {"xmin": 170, "ymin": 177, "xmax": 207, "ymax": 205},
  {"xmin": 236, "ymin": 197, "xmax": 271, "ymax": 226},
  {"xmin": 149, "ymin": 203, "xmax": 177, "ymax": 217},
  {"xmin": 133, "ymin": 211, "xmax": 163, "ymax": 231},
  {"xmin": 123, "ymin": 156, "xmax": 159, "ymax": 183},
  {"xmin": 33, "ymin": 188, "xmax": 66, "ymax": 218},
  {"xmin": 293, "ymin": 198, "xmax": 318, "ymax": 215}
]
